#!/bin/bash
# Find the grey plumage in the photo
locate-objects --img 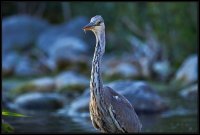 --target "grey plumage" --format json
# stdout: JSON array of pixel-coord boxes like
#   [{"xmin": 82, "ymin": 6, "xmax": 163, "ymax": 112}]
[{"xmin": 83, "ymin": 15, "xmax": 142, "ymax": 133}]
